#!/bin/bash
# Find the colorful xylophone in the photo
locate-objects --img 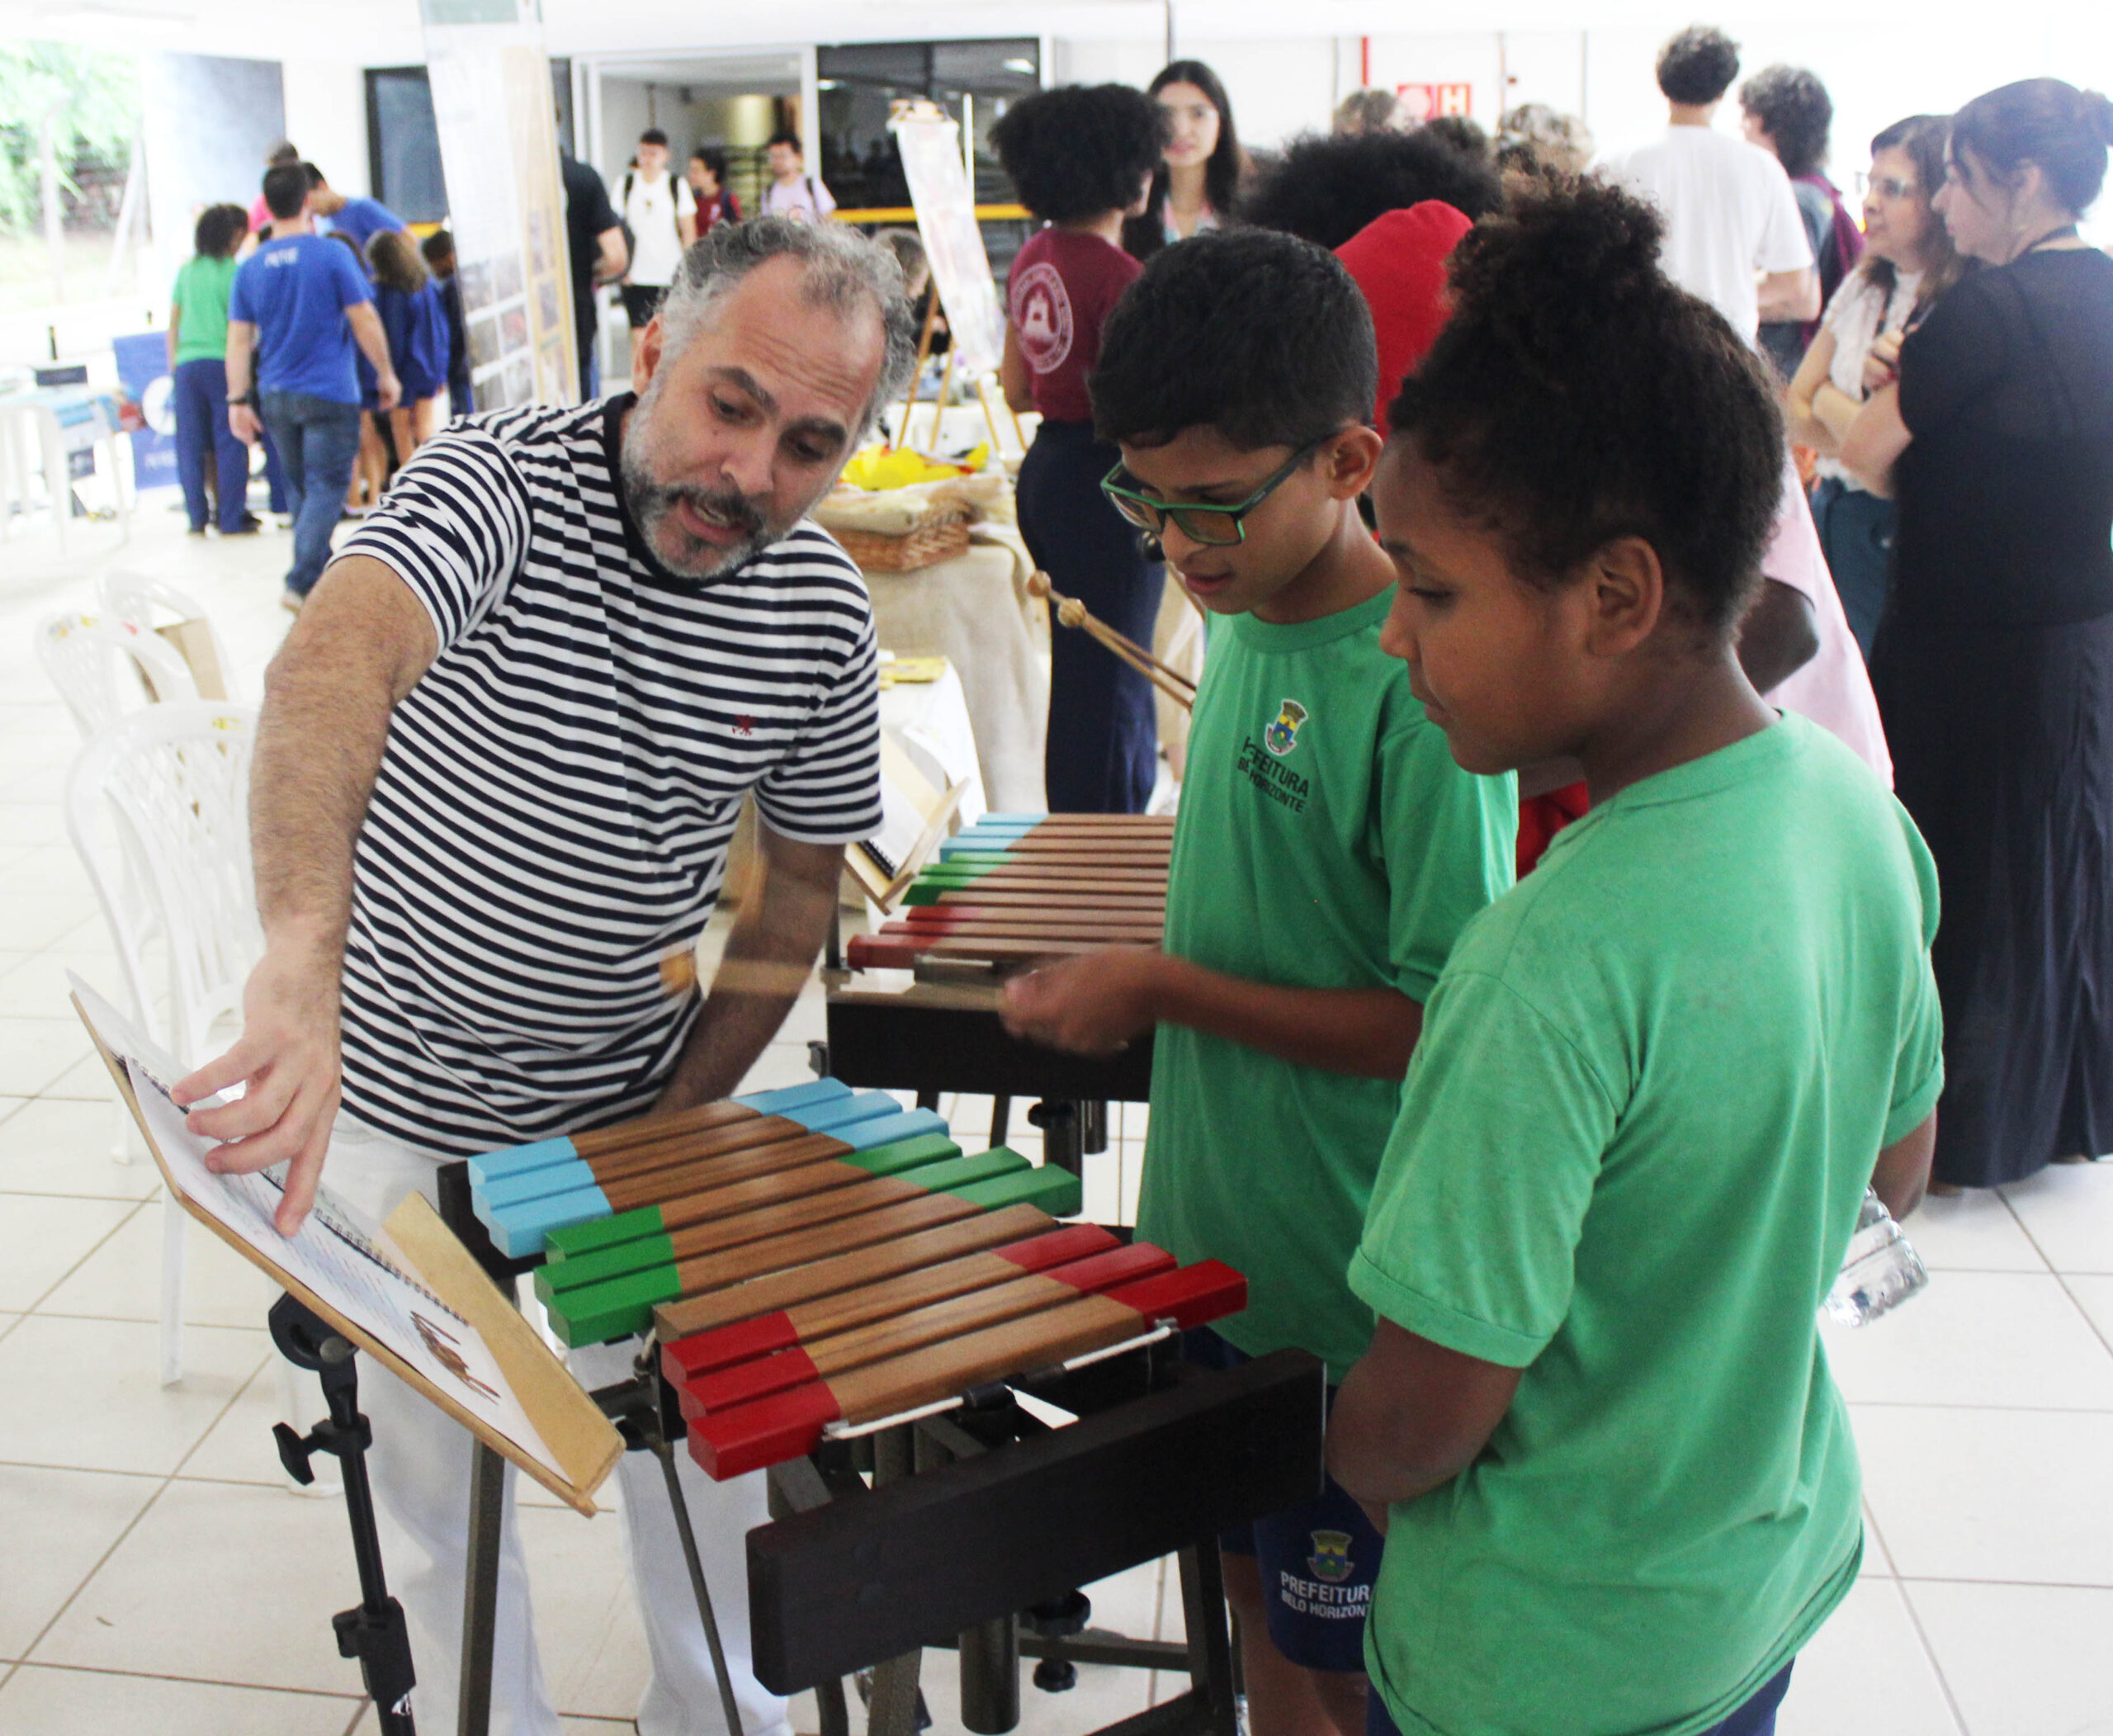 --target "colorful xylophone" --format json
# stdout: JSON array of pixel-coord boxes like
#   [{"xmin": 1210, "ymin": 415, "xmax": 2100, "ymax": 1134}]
[
  {"xmin": 849, "ymin": 812, "xmax": 1172, "ymax": 971},
  {"xmin": 461, "ymin": 1074, "xmax": 1246, "ymax": 1478}
]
